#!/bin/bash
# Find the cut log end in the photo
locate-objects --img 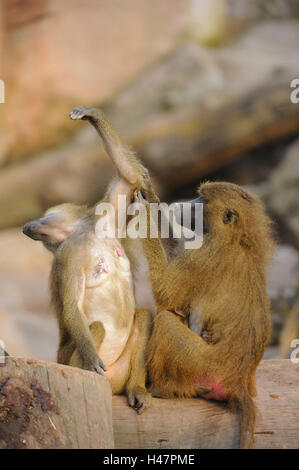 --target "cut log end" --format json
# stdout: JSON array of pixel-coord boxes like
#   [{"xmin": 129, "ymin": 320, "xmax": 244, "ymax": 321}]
[{"xmin": 0, "ymin": 358, "xmax": 113, "ymax": 449}]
